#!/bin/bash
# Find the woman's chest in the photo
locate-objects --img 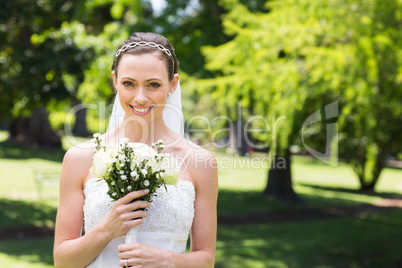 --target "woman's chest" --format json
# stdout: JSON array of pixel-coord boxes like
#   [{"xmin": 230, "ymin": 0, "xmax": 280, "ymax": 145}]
[{"xmin": 83, "ymin": 179, "xmax": 195, "ymax": 234}]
